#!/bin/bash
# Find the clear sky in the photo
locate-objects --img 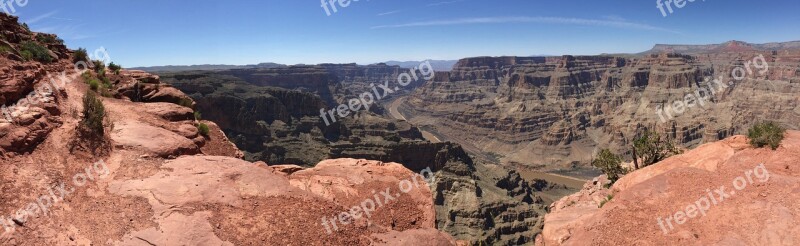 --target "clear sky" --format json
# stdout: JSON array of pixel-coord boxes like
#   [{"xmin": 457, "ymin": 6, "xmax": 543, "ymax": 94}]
[{"xmin": 7, "ymin": 0, "xmax": 800, "ymax": 67}]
